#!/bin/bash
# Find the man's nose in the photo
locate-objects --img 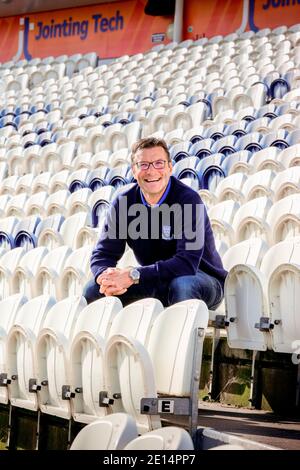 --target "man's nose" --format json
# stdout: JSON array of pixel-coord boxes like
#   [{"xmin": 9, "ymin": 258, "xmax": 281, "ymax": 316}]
[{"xmin": 145, "ymin": 163, "xmax": 156, "ymax": 172}]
